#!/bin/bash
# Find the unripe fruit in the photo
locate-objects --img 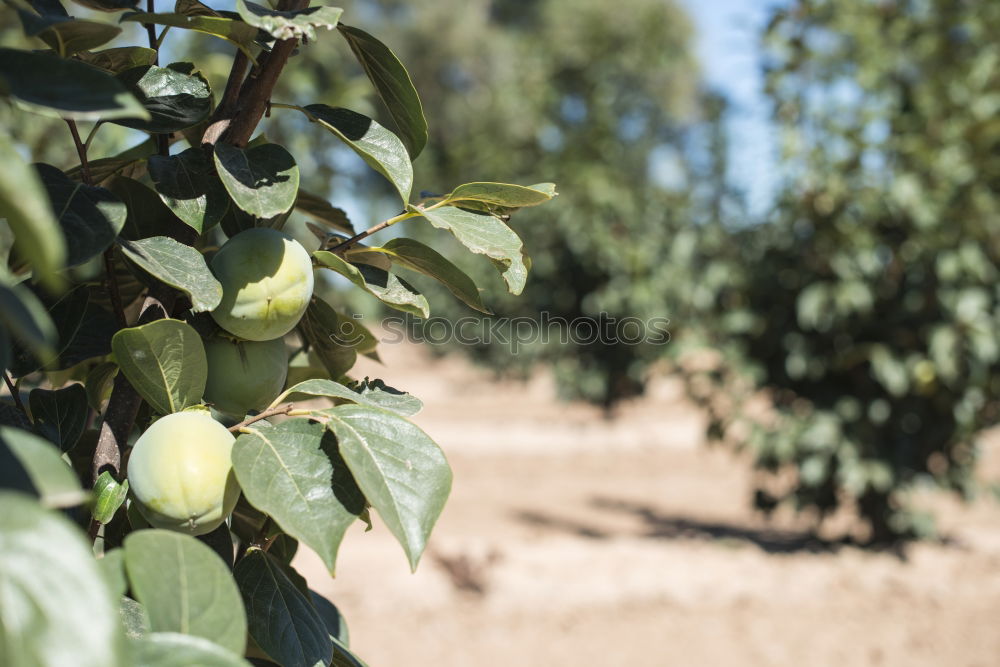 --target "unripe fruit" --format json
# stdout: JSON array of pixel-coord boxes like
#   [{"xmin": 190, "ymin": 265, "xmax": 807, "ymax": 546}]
[
  {"xmin": 204, "ymin": 336, "xmax": 288, "ymax": 417},
  {"xmin": 210, "ymin": 228, "xmax": 314, "ymax": 341},
  {"xmin": 127, "ymin": 411, "xmax": 240, "ymax": 536}
]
